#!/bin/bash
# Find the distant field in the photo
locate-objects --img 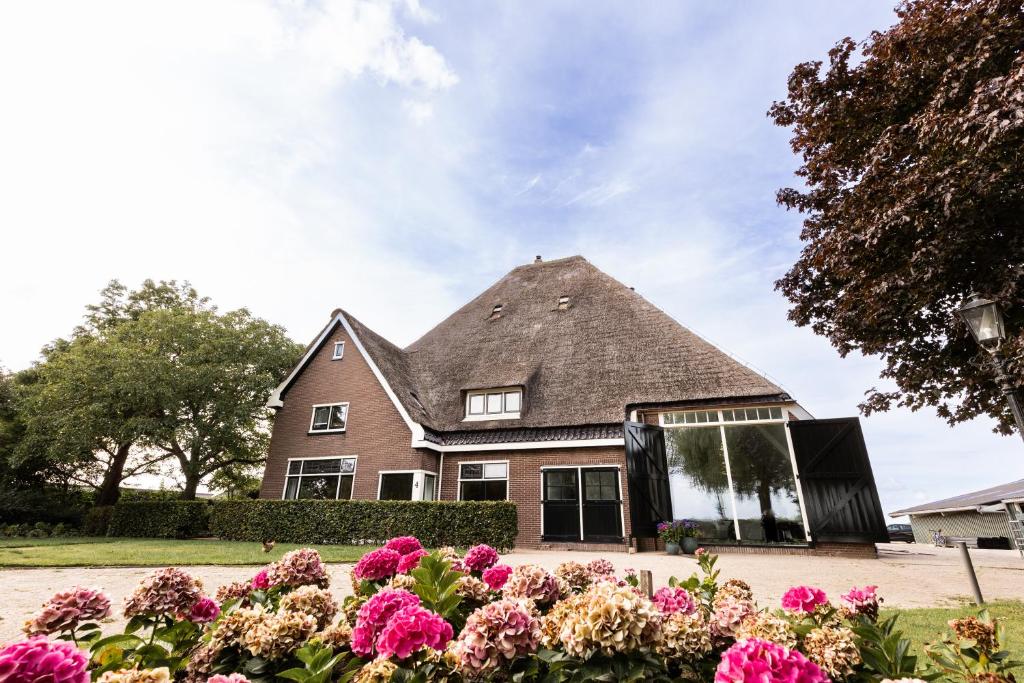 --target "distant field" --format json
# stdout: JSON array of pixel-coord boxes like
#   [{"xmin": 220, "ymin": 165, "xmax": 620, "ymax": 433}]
[{"xmin": 0, "ymin": 537, "xmax": 365, "ymax": 566}]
